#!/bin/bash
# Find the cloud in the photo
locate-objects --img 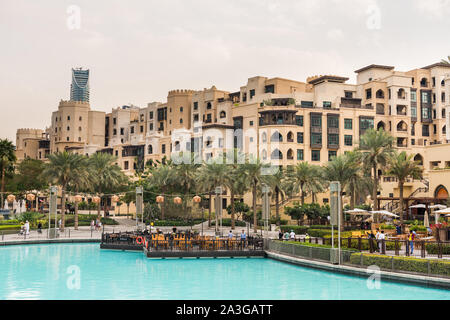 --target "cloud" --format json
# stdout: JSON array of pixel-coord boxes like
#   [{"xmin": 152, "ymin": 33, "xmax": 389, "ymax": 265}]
[{"xmin": 413, "ymin": 0, "xmax": 450, "ymax": 19}]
